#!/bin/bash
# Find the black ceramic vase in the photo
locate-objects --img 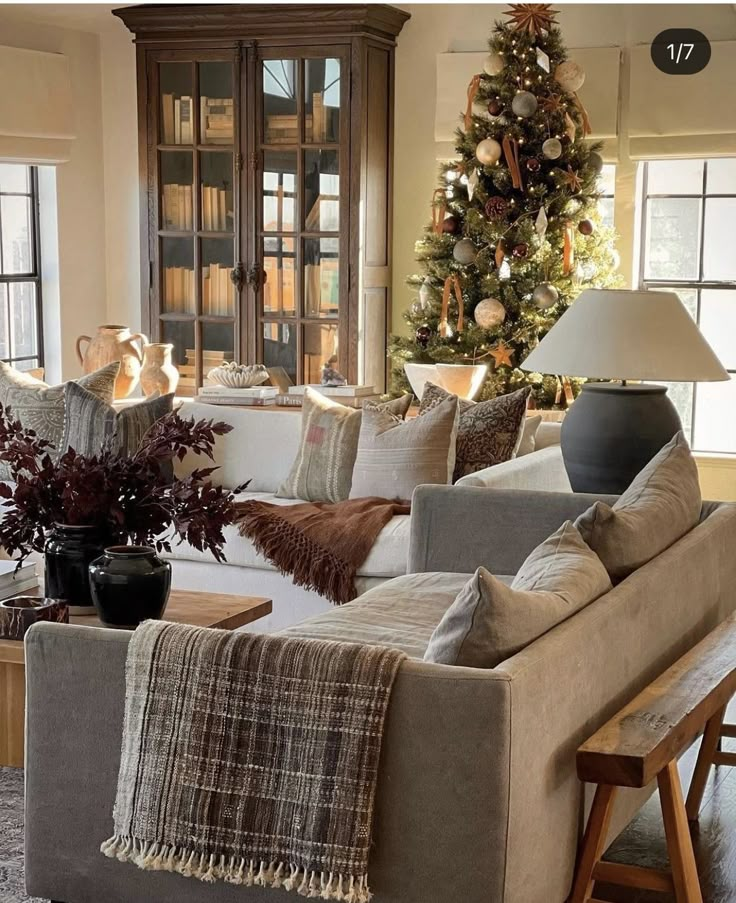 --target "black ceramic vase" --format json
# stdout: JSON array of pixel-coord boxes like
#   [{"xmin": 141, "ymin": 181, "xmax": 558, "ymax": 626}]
[
  {"xmin": 88, "ymin": 546, "xmax": 172, "ymax": 629},
  {"xmin": 45, "ymin": 524, "xmax": 110, "ymax": 614}
]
